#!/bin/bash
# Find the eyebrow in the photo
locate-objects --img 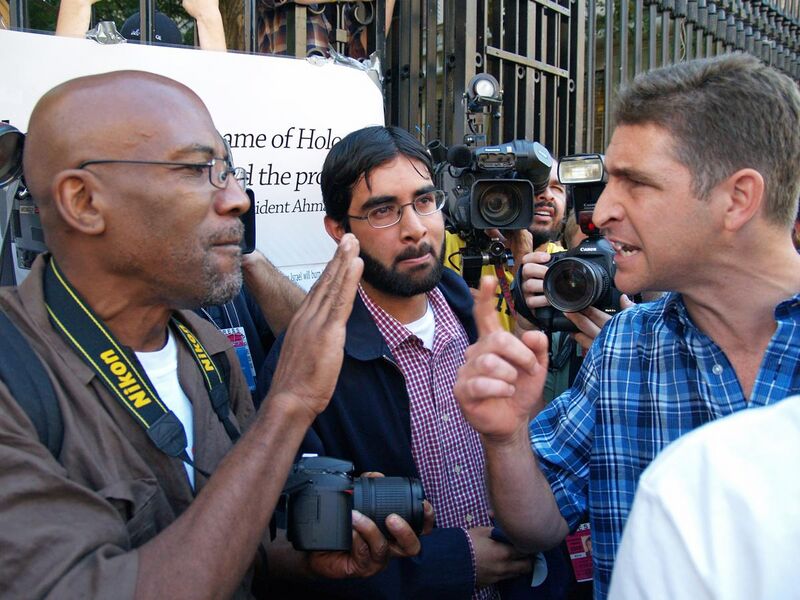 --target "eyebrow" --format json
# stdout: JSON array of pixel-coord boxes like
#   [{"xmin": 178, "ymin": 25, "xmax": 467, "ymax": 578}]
[
  {"xmin": 607, "ymin": 166, "xmax": 662, "ymax": 188},
  {"xmin": 169, "ymin": 144, "xmax": 218, "ymax": 161},
  {"xmin": 360, "ymin": 185, "xmax": 437, "ymax": 211}
]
